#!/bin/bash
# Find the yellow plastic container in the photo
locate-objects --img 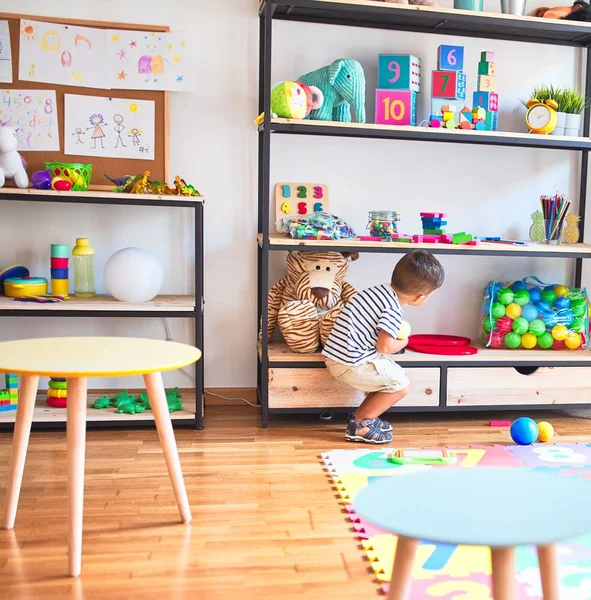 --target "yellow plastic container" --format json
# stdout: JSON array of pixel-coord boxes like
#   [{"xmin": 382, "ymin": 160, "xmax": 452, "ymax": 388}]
[
  {"xmin": 3, "ymin": 277, "xmax": 47, "ymax": 298},
  {"xmin": 72, "ymin": 238, "xmax": 95, "ymax": 298},
  {"xmin": 51, "ymin": 279, "xmax": 69, "ymax": 296}
]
